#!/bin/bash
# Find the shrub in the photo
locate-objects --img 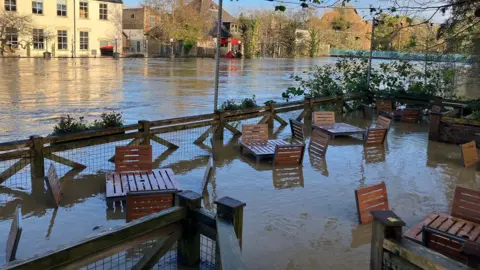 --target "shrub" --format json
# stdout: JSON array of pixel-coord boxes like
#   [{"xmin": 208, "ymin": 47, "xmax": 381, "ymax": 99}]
[
  {"xmin": 469, "ymin": 111, "xmax": 480, "ymax": 120},
  {"xmin": 53, "ymin": 115, "xmax": 88, "ymax": 135},
  {"xmin": 264, "ymin": 100, "xmax": 277, "ymax": 106},
  {"xmin": 99, "ymin": 111, "xmax": 123, "ymax": 128},
  {"xmin": 241, "ymin": 95, "xmax": 257, "ymax": 108},
  {"xmin": 220, "ymin": 96, "xmax": 257, "ymax": 111}
]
